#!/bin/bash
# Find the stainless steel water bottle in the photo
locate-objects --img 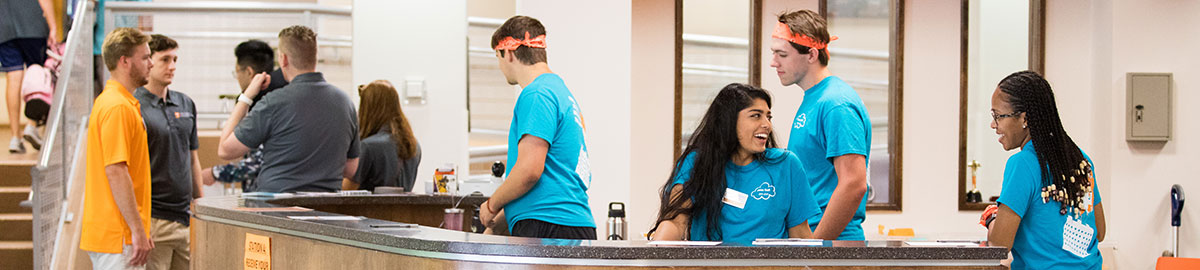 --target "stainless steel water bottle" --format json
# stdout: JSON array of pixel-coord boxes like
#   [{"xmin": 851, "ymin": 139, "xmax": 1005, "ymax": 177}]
[{"xmin": 606, "ymin": 202, "xmax": 627, "ymax": 240}]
